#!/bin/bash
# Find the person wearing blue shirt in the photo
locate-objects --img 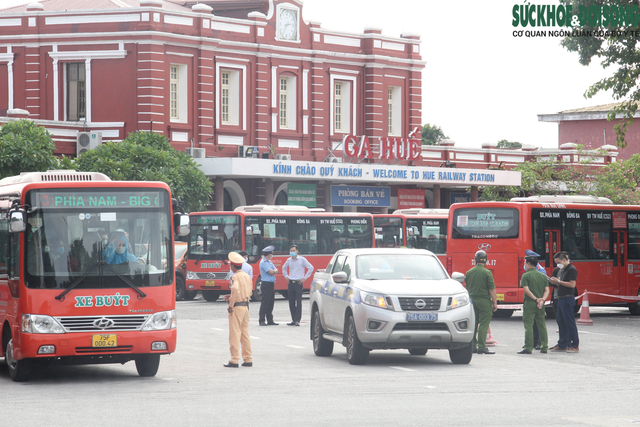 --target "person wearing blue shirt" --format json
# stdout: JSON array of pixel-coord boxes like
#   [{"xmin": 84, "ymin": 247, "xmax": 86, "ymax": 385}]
[
  {"xmin": 282, "ymin": 245, "xmax": 313, "ymax": 326},
  {"xmin": 258, "ymin": 245, "xmax": 278, "ymax": 326},
  {"xmin": 104, "ymin": 235, "xmax": 138, "ymax": 265}
]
